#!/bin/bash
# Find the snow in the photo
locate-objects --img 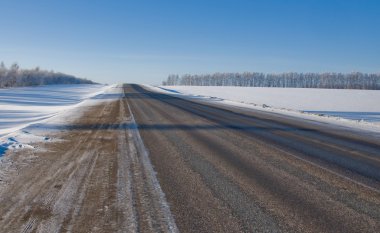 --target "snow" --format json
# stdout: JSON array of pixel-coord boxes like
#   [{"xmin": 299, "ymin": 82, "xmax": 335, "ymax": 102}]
[
  {"xmin": 126, "ymin": 102, "xmax": 179, "ymax": 232},
  {"xmin": 0, "ymin": 84, "xmax": 120, "ymax": 156},
  {"xmin": 145, "ymin": 85, "xmax": 380, "ymax": 132}
]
